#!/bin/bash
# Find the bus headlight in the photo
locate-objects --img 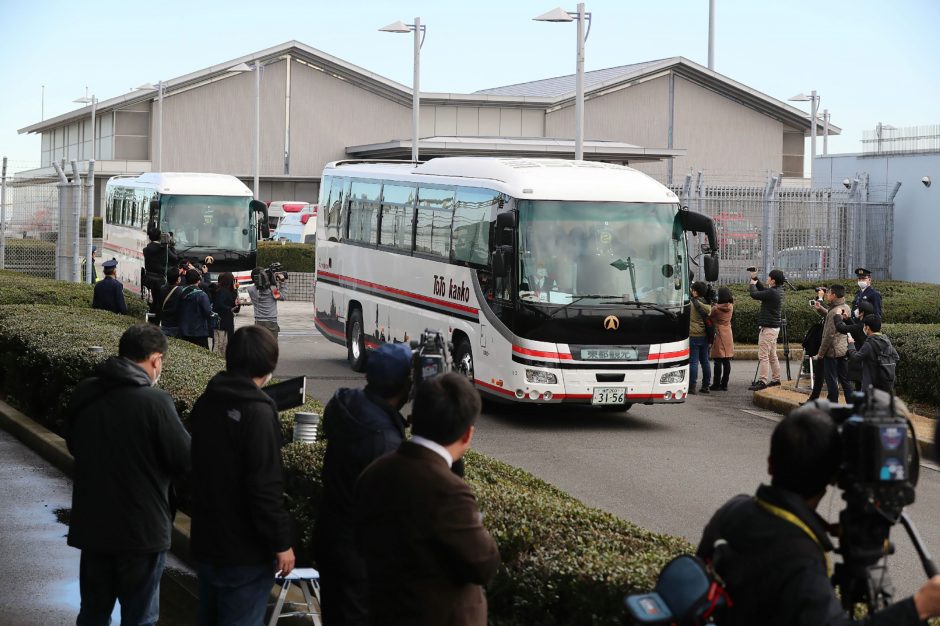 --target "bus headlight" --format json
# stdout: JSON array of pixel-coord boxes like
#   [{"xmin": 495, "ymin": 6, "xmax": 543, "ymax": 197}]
[
  {"xmin": 660, "ymin": 370, "xmax": 685, "ymax": 385},
  {"xmin": 525, "ymin": 369, "xmax": 557, "ymax": 385}
]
